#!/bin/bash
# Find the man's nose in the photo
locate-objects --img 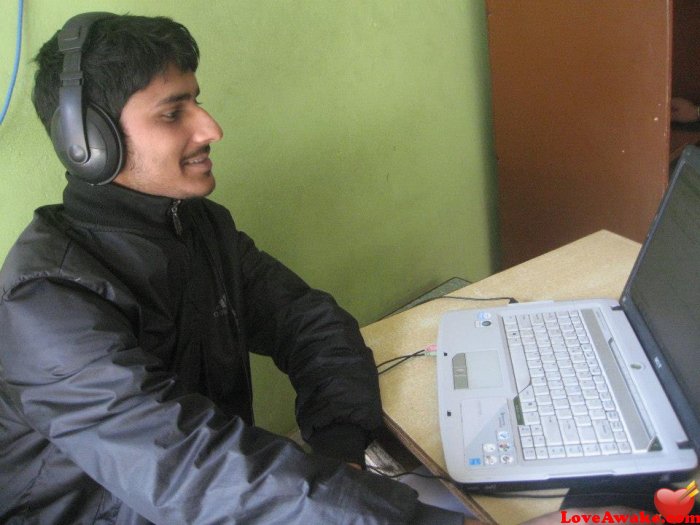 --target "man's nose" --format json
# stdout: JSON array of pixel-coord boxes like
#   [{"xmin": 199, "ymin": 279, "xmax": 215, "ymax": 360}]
[{"xmin": 193, "ymin": 108, "xmax": 223, "ymax": 143}]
